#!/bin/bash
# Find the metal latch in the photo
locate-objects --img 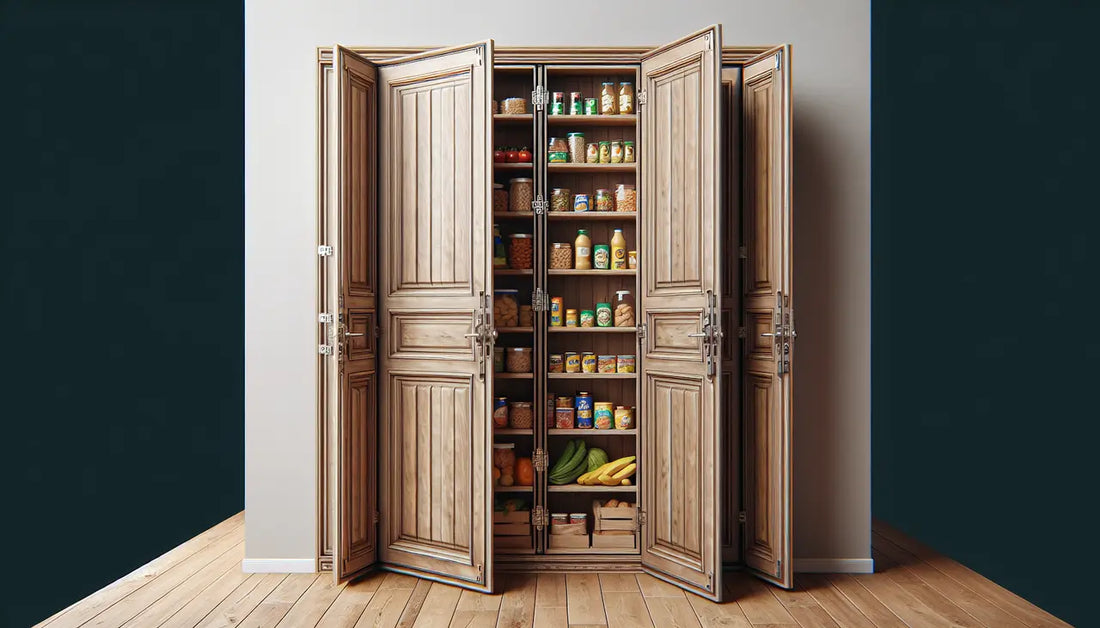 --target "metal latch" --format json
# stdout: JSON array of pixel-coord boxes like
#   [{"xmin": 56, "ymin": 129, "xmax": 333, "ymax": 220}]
[
  {"xmin": 318, "ymin": 313, "xmax": 334, "ymax": 324},
  {"xmin": 637, "ymin": 89, "xmax": 647, "ymax": 106},
  {"xmin": 738, "ymin": 511, "xmax": 747, "ymax": 523},
  {"xmin": 636, "ymin": 510, "xmax": 648, "ymax": 531},
  {"xmin": 532, "ymin": 288, "xmax": 547, "ymax": 312},
  {"xmin": 531, "ymin": 85, "xmax": 549, "ymax": 109},
  {"xmin": 318, "ymin": 344, "xmax": 334, "ymax": 356},
  {"xmin": 637, "ymin": 323, "xmax": 647, "ymax": 341},
  {"xmin": 317, "ymin": 245, "xmax": 333, "ymax": 256},
  {"xmin": 531, "ymin": 505, "xmax": 549, "ymax": 529},
  {"xmin": 532, "ymin": 195, "xmax": 548, "ymax": 215},
  {"xmin": 532, "ymin": 448, "xmax": 548, "ymax": 472}
]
